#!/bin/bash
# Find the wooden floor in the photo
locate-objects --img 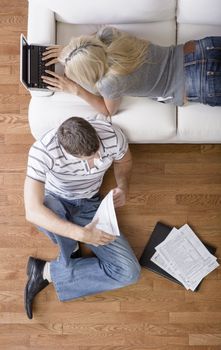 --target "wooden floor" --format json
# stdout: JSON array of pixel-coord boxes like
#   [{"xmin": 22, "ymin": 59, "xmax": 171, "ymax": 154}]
[{"xmin": 0, "ymin": 1, "xmax": 221, "ymax": 349}]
